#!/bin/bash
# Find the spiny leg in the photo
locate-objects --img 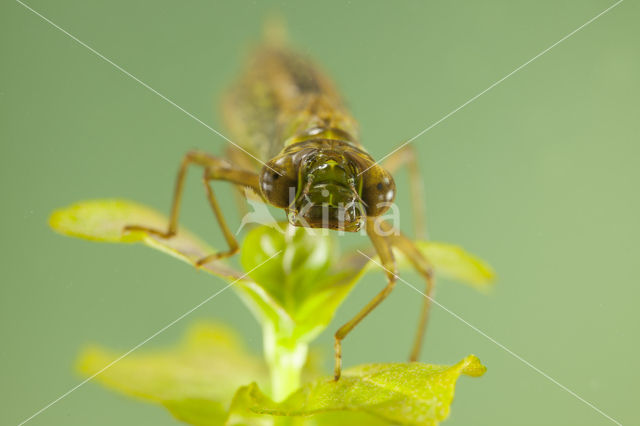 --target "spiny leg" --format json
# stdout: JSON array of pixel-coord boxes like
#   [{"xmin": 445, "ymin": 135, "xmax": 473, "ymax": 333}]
[
  {"xmin": 381, "ymin": 146, "xmax": 434, "ymax": 360},
  {"xmin": 124, "ymin": 149, "xmax": 261, "ymax": 266},
  {"xmin": 194, "ymin": 168, "xmax": 241, "ymax": 266},
  {"xmin": 381, "ymin": 145, "xmax": 427, "ymax": 239},
  {"xmin": 379, "ymin": 220, "xmax": 435, "ymax": 362},
  {"xmin": 124, "ymin": 151, "xmax": 210, "ymax": 238},
  {"xmin": 225, "ymin": 144, "xmax": 252, "ymax": 221},
  {"xmin": 334, "ymin": 217, "xmax": 397, "ymax": 380},
  {"xmin": 195, "ymin": 159, "xmax": 261, "ymax": 266}
]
